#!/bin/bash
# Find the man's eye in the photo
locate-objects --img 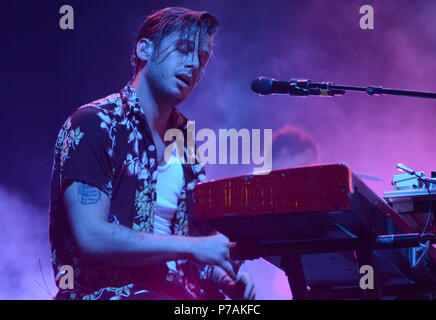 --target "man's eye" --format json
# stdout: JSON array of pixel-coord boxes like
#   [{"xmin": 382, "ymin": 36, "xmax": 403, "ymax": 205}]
[
  {"xmin": 178, "ymin": 46, "xmax": 189, "ymax": 53},
  {"xmin": 177, "ymin": 42, "xmax": 193, "ymax": 54}
]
